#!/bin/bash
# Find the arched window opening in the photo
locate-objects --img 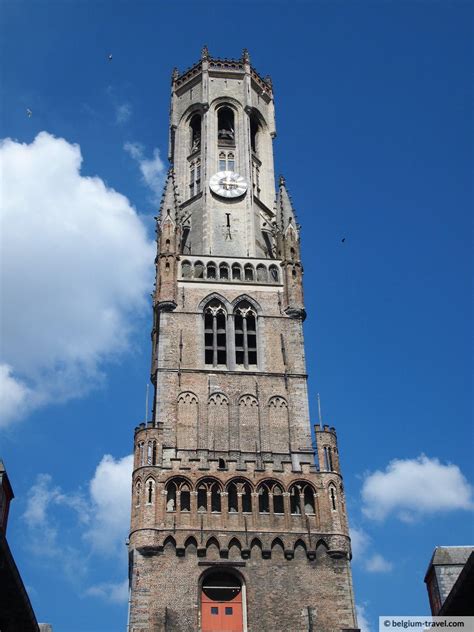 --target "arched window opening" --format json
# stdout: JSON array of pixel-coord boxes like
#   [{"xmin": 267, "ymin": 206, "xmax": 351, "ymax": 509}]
[
  {"xmin": 138, "ymin": 442, "xmax": 145, "ymax": 466},
  {"xmin": 147, "ymin": 480, "xmax": 154, "ymax": 504},
  {"xmin": 204, "ymin": 300, "xmax": 227, "ymax": 366},
  {"xmin": 227, "ymin": 480, "xmax": 252, "ymax": 513},
  {"xmin": 198, "ymin": 485, "xmax": 207, "ymax": 512},
  {"xmin": 232, "ymin": 264, "xmax": 242, "ymax": 280},
  {"xmin": 217, "ymin": 107, "xmax": 235, "ymax": 145},
  {"xmin": 262, "ymin": 232, "xmax": 274, "ymax": 258},
  {"xmin": 256, "ymin": 264, "xmax": 267, "ymax": 283},
  {"xmin": 207, "ymin": 263, "xmax": 217, "ymax": 280},
  {"xmin": 189, "ymin": 159, "xmax": 201, "ymax": 198},
  {"xmin": 258, "ymin": 481, "xmax": 283, "ymax": 514},
  {"xmin": 323, "ymin": 447, "xmax": 330, "ymax": 471},
  {"xmin": 290, "ymin": 247, "xmax": 296, "ymax": 260},
  {"xmin": 135, "ymin": 480, "xmax": 141, "ymax": 507},
  {"xmin": 273, "ymin": 485, "xmax": 284, "ymax": 514},
  {"xmin": 219, "ymin": 264, "xmax": 229, "ymax": 281},
  {"xmin": 304, "ymin": 486, "xmax": 315, "ymax": 514},
  {"xmin": 290, "ymin": 483, "xmax": 315, "ymax": 515},
  {"xmin": 292, "ymin": 267, "xmax": 297, "ymax": 279},
  {"xmin": 166, "ymin": 478, "xmax": 190, "ymax": 512},
  {"xmin": 290, "ymin": 486, "xmax": 302, "ymax": 515},
  {"xmin": 258, "ymin": 486, "xmax": 269, "ymax": 513},
  {"xmin": 218, "ymin": 458, "xmax": 226, "ymax": 470},
  {"xmin": 269, "ymin": 265, "xmax": 279, "ymax": 283},
  {"xmin": 166, "ymin": 484, "xmax": 176, "ymax": 512},
  {"xmin": 182, "ymin": 260, "xmax": 192, "ymax": 278},
  {"xmin": 194, "ymin": 261, "xmax": 204, "ymax": 279},
  {"xmin": 234, "ymin": 302, "xmax": 257, "ymax": 367},
  {"xmin": 228, "ymin": 484, "xmax": 238, "ymax": 513},
  {"xmin": 244, "ymin": 264, "xmax": 254, "ymax": 281},
  {"xmin": 329, "ymin": 486, "xmax": 337, "ymax": 511},
  {"xmin": 181, "ymin": 226, "xmax": 191, "ymax": 254},
  {"xmin": 198, "ymin": 480, "xmax": 221, "ymax": 513},
  {"xmin": 181, "ymin": 484, "xmax": 191, "ymax": 511},
  {"xmin": 250, "ymin": 111, "xmax": 260, "ymax": 155},
  {"xmin": 147, "ymin": 442, "xmax": 153, "ymax": 465},
  {"xmin": 328, "ymin": 447, "xmax": 334, "ymax": 471},
  {"xmin": 190, "ymin": 113, "xmax": 201, "ymax": 153}
]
